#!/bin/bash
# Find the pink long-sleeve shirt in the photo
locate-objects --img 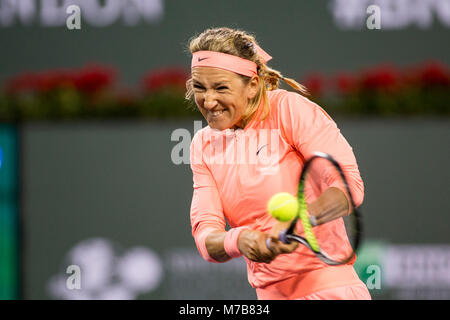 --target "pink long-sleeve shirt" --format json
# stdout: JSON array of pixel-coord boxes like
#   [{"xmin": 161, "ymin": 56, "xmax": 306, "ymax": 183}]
[{"xmin": 189, "ymin": 89, "xmax": 364, "ymax": 289}]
